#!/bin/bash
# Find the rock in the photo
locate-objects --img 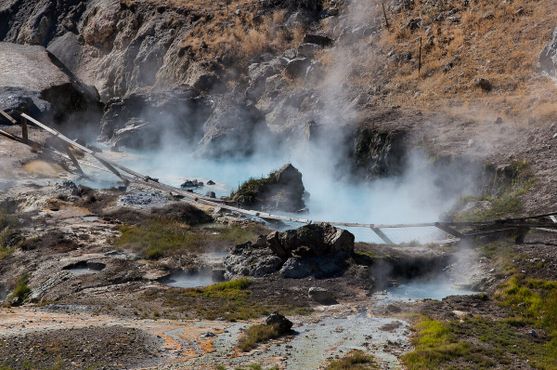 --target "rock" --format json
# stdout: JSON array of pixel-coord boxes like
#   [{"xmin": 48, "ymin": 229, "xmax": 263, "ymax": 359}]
[
  {"xmin": 231, "ymin": 163, "xmax": 306, "ymax": 212},
  {"xmin": 149, "ymin": 203, "xmax": 213, "ymax": 225},
  {"xmin": 0, "ymin": 42, "xmax": 101, "ymax": 132},
  {"xmin": 101, "ymin": 87, "xmax": 211, "ymax": 149},
  {"xmin": 224, "ymin": 242, "xmax": 284, "ymax": 278},
  {"xmin": 279, "ymin": 257, "xmax": 313, "ymax": 278},
  {"xmin": 350, "ymin": 125, "xmax": 408, "ymax": 180},
  {"xmin": 205, "ymin": 191, "xmax": 216, "ymax": 199},
  {"xmin": 265, "ymin": 313, "xmax": 293, "ymax": 334},
  {"xmin": 47, "ymin": 32, "xmax": 82, "ymax": 71},
  {"xmin": 207, "ymin": 180, "xmax": 216, "ymax": 185},
  {"xmin": 475, "ymin": 78, "xmax": 492, "ymax": 92},
  {"xmin": 197, "ymin": 97, "xmax": 267, "ymax": 158},
  {"xmin": 540, "ymin": 27, "xmax": 557, "ymax": 77},
  {"xmin": 180, "ymin": 179, "xmax": 204, "ymax": 188},
  {"xmin": 406, "ymin": 18, "xmax": 422, "ymax": 31},
  {"xmin": 246, "ymin": 62, "xmax": 278, "ymax": 101},
  {"xmin": 308, "ymin": 287, "xmax": 337, "ymax": 305},
  {"xmin": 297, "ymin": 43, "xmax": 321, "ymax": 58},
  {"xmin": 302, "ymin": 34, "xmax": 334, "ymax": 47},
  {"xmin": 285, "ymin": 58, "xmax": 311, "ymax": 78},
  {"xmin": 225, "ymin": 223, "xmax": 355, "ymax": 279}
]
